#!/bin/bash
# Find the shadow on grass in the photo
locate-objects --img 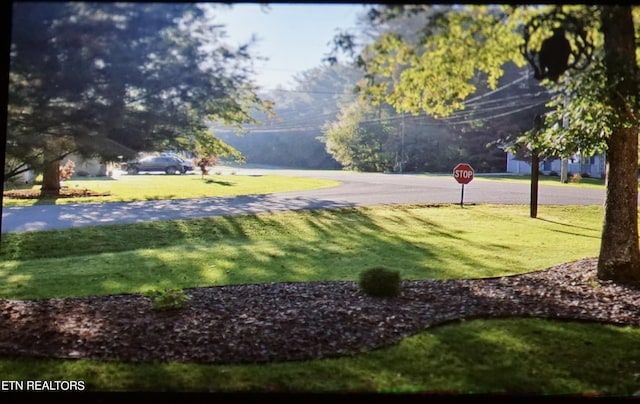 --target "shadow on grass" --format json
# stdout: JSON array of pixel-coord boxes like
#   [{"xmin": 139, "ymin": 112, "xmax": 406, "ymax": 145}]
[
  {"xmin": 535, "ymin": 218, "xmax": 601, "ymax": 240},
  {"xmin": 0, "ymin": 202, "xmax": 516, "ymax": 299},
  {"xmin": 0, "ymin": 201, "xmax": 603, "ymax": 300},
  {"xmin": 33, "ymin": 197, "xmax": 58, "ymax": 206},
  {"xmin": 203, "ymin": 178, "xmax": 234, "ymax": 186},
  {"xmin": 296, "ymin": 319, "xmax": 640, "ymax": 395},
  {"xmin": 69, "ymin": 176, "xmax": 117, "ymax": 182},
  {"xmin": 536, "ymin": 218, "xmax": 600, "ymax": 232},
  {"xmin": 3, "ymin": 319, "xmax": 636, "ymax": 394}
]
